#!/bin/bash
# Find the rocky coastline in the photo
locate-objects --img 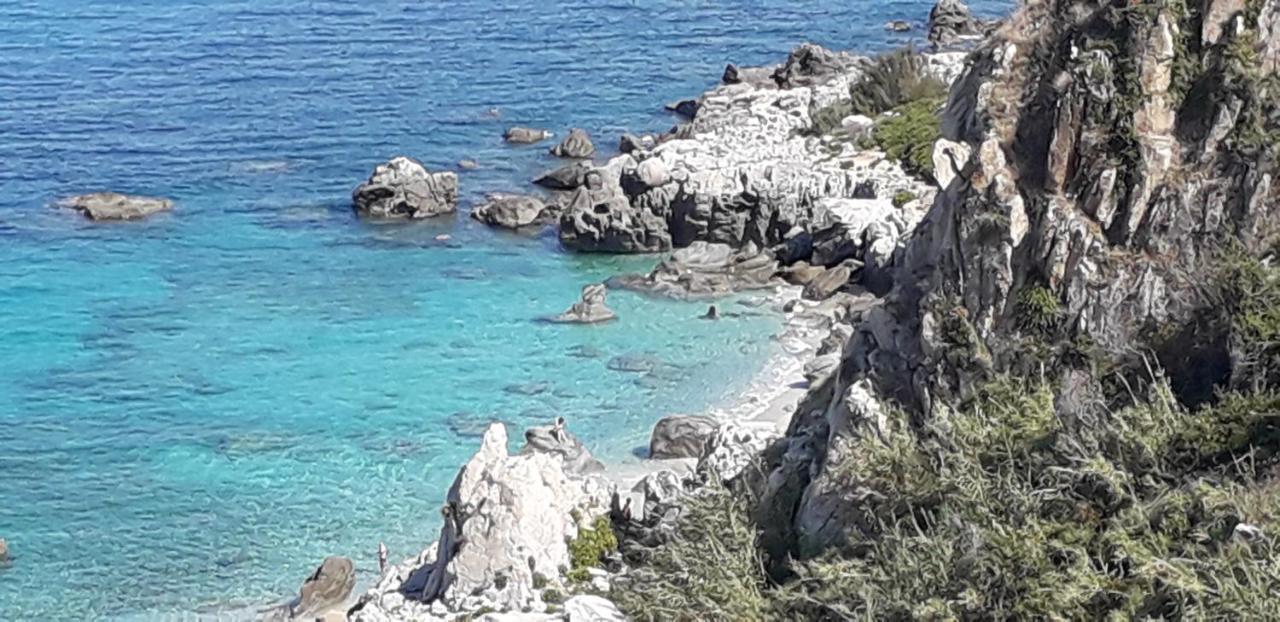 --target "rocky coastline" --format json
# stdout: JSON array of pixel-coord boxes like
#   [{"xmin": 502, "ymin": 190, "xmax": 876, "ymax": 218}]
[{"xmin": 255, "ymin": 3, "xmax": 996, "ymax": 619}]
